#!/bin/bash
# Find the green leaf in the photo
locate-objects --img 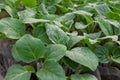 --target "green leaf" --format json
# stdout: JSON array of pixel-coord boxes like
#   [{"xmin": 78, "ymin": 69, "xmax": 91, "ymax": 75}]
[
  {"xmin": 33, "ymin": 27, "xmax": 52, "ymax": 44},
  {"xmin": 58, "ymin": 13, "xmax": 75, "ymax": 22},
  {"xmin": 4, "ymin": 64, "xmax": 33, "ymax": 80},
  {"xmin": 12, "ymin": 34, "xmax": 46, "ymax": 63},
  {"xmin": 96, "ymin": 17, "xmax": 113, "ymax": 36},
  {"xmin": 99, "ymin": 35, "xmax": 118, "ymax": 42},
  {"xmin": 73, "ymin": 10, "xmax": 93, "ymax": 16},
  {"xmin": 21, "ymin": 0, "xmax": 37, "ymax": 7},
  {"xmin": 63, "ymin": 57, "xmax": 79, "ymax": 70},
  {"xmin": 66, "ymin": 47, "xmax": 98, "ymax": 71},
  {"xmin": 39, "ymin": 3, "xmax": 49, "ymax": 15},
  {"xmin": 94, "ymin": 3, "xmax": 111, "ymax": 16},
  {"xmin": 18, "ymin": 8, "xmax": 36, "ymax": 20},
  {"xmin": 66, "ymin": 36, "xmax": 83, "ymax": 49},
  {"xmin": 84, "ymin": 31, "xmax": 102, "ymax": 40},
  {"xmin": 104, "ymin": 42, "xmax": 117, "ymax": 53},
  {"xmin": 75, "ymin": 22, "xmax": 88, "ymax": 29},
  {"xmin": 63, "ymin": 20, "xmax": 74, "ymax": 31},
  {"xmin": 43, "ymin": 0, "xmax": 62, "ymax": 6},
  {"xmin": 42, "ymin": 14, "xmax": 59, "ymax": 21},
  {"xmin": 45, "ymin": 44, "xmax": 67, "ymax": 62},
  {"xmin": 105, "ymin": 19, "xmax": 120, "ymax": 28},
  {"xmin": 106, "ymin": 12, "xmax": 120, "ymax": 21},
  {"xmin": 24, "ymin": 65, "xmax": 35, "ymax": 73},
  {"xmin": 0, "ymin": 18, "xmax": 25, "ymax": 39},
  {"xmin": 12, "ymin": 45, "xmax": 22, "ymax": 61},
  {"xmin": 71, "ymin": 74, "xmax": 97, "ymax": 80},
  {"xmin": 73, "ymin": 10, "xmax": 93, "ymax": 23},
  {"xmin": 5, "ymin": 0, "xmax": 21, "ymax": 7},
  {"xmin": 111, "ymin": 47, "xmax": 120, "ymax": 64},
  {"xmin": 4, "ymin": 5, "xmax": 17, "ymax": 17},
  {"xmin": 23, "ymin": 18, "xmax": 50, "ymax": 23},
  {"xmin": 46, "ymin": 23, "xmax": 70, "ymax": 45},
  {"xmin": 94, "ymin": 46, "xmax": 110, "ymax": 63},
  {"xmin": 36, "ymin": 60, "xmax": 66, "ymax": 80}
]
